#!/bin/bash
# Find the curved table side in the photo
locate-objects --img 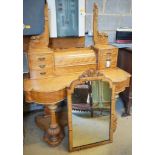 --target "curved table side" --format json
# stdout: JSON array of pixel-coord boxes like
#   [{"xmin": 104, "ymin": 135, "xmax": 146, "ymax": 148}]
[{"xmin": 24, "ymin": 68, "xmax": 131, "ymax": 104}]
